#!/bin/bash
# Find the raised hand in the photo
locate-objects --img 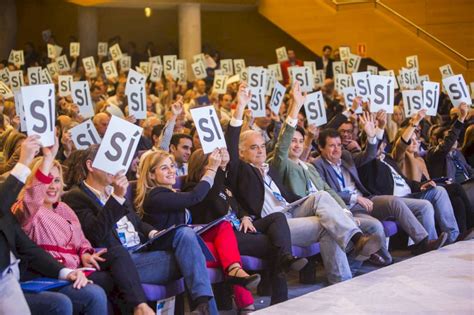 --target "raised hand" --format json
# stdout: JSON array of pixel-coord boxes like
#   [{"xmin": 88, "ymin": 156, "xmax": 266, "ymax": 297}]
[
  {"xmin": 42, "ymin": 135, "xmax": 60, "ymax": 162},
  {"xmin": 306, "ymin": 124, "xmax": 319, "ymax": 140},
  {"xmin": 219, "ymin": 148, "xmax": 230, "ymax": 169},
  {"xmin": 206, "ymin": 149, "xmax": 222, "ymax": 171},
  {"xmin": 359, "ymin": 111, "xmax": 376, "ymax": 139},
  {"xmin": 171, "ymin": 95, "xmax": 184, "ymax": 116},
  {"xmin": 375, "ymin": 109, "xmax": 387, "ymax": 129},
  {"xmin": 291, "ymin": 82, "xmax": 306, "ymax": 113},
  {"xmin": 235, "ymin": 83, "xmax": 252, "ymax": 119},
  {"xmin": 112, "ymin": 171, "xmax": 129, "ymax": 198},
  {"xmin": 458, "ymin": 102, "xmax": 468, "ymax": 122},
  {"xmin": 411, "ymin": 109, "xmax": 427, "ymax": 125},
  {"xmin": 18, "ymin": 135, "xmax": 41, "ymax": 166}
]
